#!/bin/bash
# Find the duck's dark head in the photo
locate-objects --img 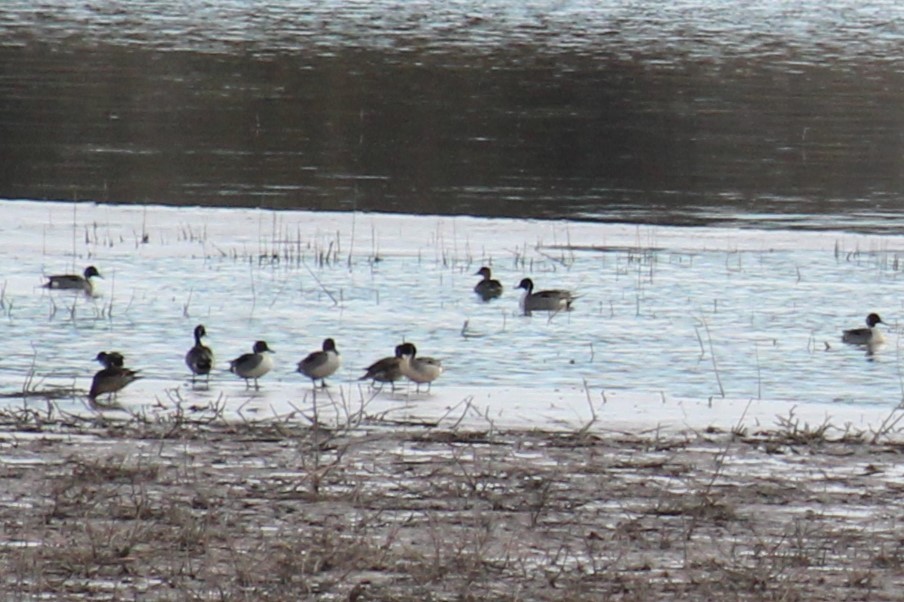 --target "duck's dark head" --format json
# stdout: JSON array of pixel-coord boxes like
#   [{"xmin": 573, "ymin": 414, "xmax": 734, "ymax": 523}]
[
  {"xmin": 194, "ymin": 324, "xmax": 207, "ymax": 339},
  {"xmin": 323, "ymin": 338, "xmax": 338, "ymax": 352},
  {"xmin": 395, "ymin": 342, "xmax": 417, "ymax": 358},
  {"xmin": 516, "ymin": 278, "xmax": 534, "ymax": 292},
  {"xmin": 253, "ymin": 340, "xmax": 273, "ymax": 353},
  {"xmin": 476, "ymin": 267, "xmax": 492, "ymax": 278},
  {"xmin": 867, "ymin": 313, "xmax": 884, "ymax": 327},
  {"xmin": 95, "ymin": 351, "xmax": 125, "ymax": 368},
  {"xmin": 84, "ymin": 266, "xmax": 102, "ymax": 279}
]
